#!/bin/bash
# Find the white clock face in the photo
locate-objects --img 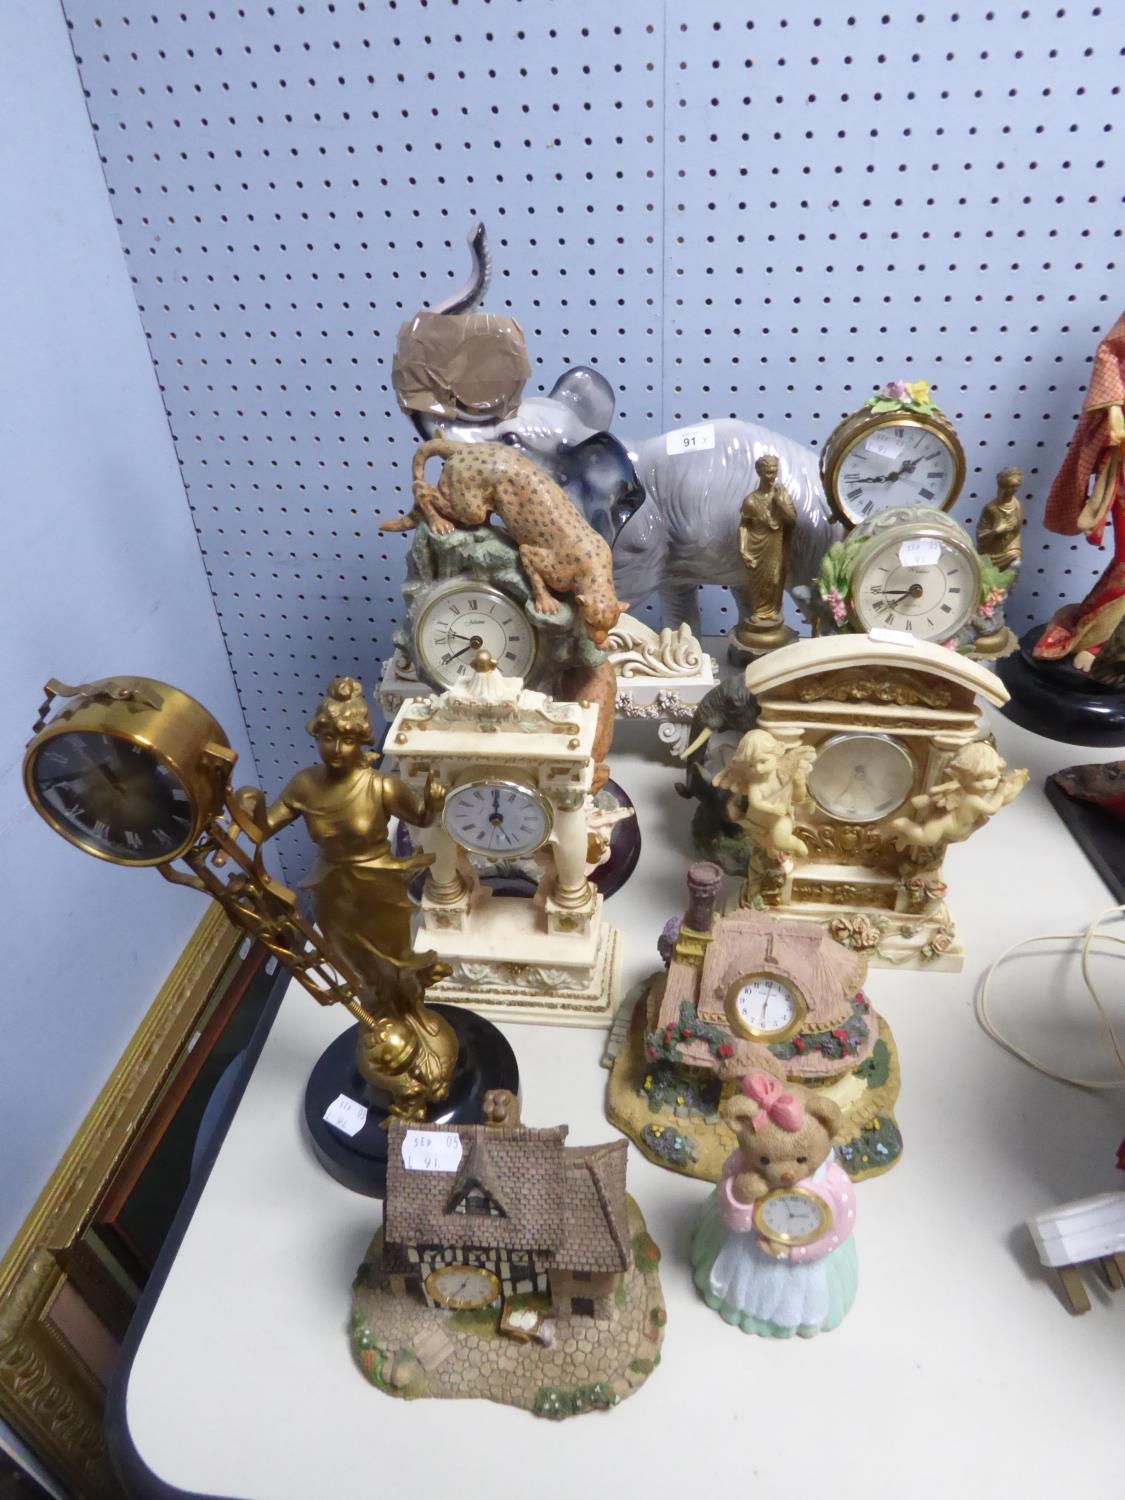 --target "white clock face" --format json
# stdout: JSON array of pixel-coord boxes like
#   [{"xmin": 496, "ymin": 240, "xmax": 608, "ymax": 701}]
[
  {"xmin": 441, "ymin": 779, "xmax": 552, "ymax": 857},
  {"xmin": 837, "ymin": 421, "xmax": 960, "ymax": 523},
  {"xmin": 754, "ymin": 1188, "xmax": 832, "ymax": 1246},
  {"xmin": 415, "ymin": 583, "xmax": 536, "ymax": 688},
  {"xmin": 727, "ymin": 974, "xmax": 802, "ymax": 1040},
  {"xmin": 424, "ymin": 1264, "xmax": 500, "ymax": 1310},
  {"xmin": 851, "ymin": 530, "xmax": 980, "ymax": 641},
  {"xmin": 808, "ymin": 733, "xmax": 915, "ymax": 824}
]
